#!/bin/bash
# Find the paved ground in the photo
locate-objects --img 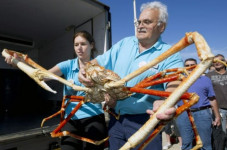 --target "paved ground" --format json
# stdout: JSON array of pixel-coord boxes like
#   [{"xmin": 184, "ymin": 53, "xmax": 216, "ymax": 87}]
[{"xmin": 162, "ymin": 132, "xmax": 181, "ymax": 150}]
